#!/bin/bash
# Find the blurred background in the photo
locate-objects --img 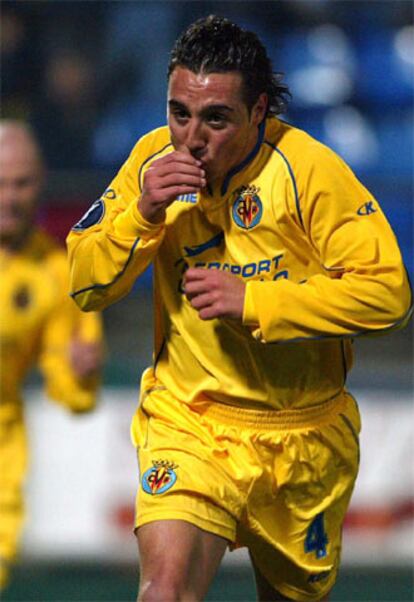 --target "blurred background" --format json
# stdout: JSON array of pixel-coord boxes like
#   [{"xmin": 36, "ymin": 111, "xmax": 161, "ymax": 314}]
[{"xmin": 1, "ymin": 0, "xmax": 413, "ymax": 600}]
